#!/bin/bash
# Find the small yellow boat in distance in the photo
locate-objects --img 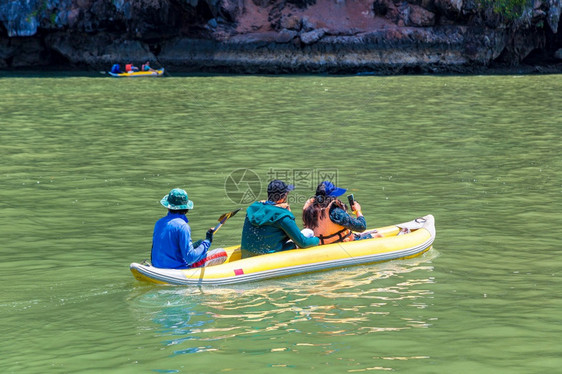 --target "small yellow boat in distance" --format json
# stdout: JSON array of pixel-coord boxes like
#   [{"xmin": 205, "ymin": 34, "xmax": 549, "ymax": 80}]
[
  {"xmin": 130, "ymin": 214, "xmax": 435, "ymax": 286},
  {"xmin": 108, "ymin": 68, "xmax": 164, "ymax": 77}
]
